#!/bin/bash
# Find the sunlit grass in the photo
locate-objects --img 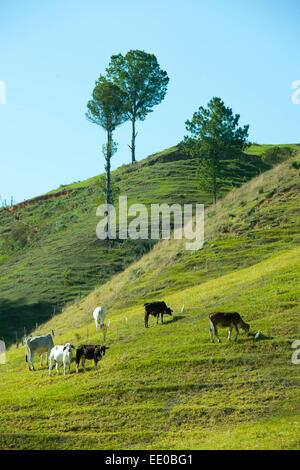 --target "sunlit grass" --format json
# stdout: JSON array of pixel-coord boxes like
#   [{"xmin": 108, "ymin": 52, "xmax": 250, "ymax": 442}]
[
  {"xmin": 0, "ymin": 150, "xmax": 299, "ymax": 449},
  {"xmin": 0, "ymin": 246, "xmax": 299, "ymax": 449}
]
